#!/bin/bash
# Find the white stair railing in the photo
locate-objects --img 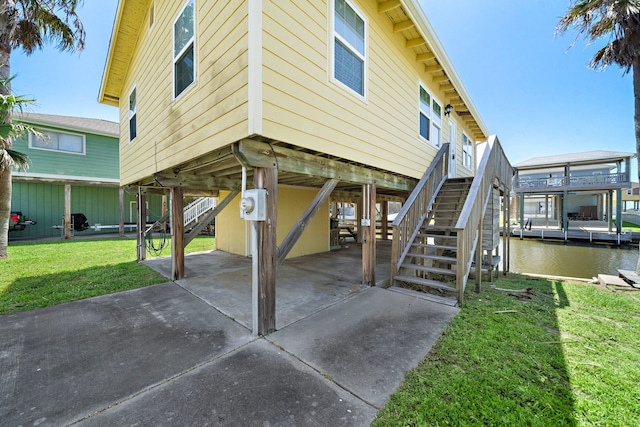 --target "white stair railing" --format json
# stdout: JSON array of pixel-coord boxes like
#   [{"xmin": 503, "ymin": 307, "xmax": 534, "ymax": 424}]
[{"xmin": 184, "ymin": 197, "xmax": 216, "ymax": 227}]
